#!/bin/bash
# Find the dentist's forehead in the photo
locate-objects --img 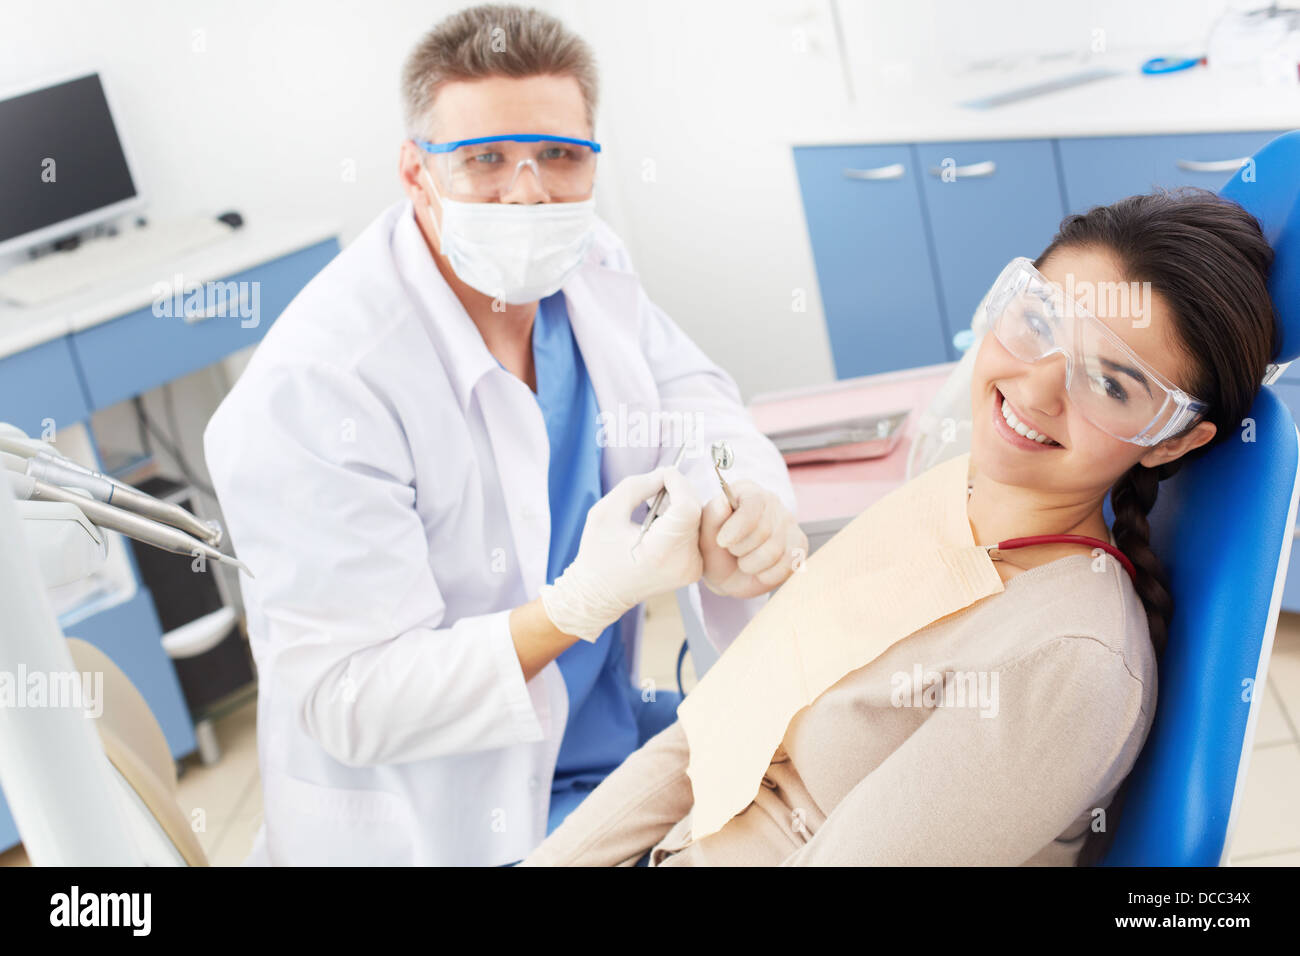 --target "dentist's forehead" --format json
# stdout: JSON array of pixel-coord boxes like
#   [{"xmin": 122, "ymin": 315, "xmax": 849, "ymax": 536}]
[{"xmin": 429, "ymin": 74, "xmax": 590, "ymax": 141}]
